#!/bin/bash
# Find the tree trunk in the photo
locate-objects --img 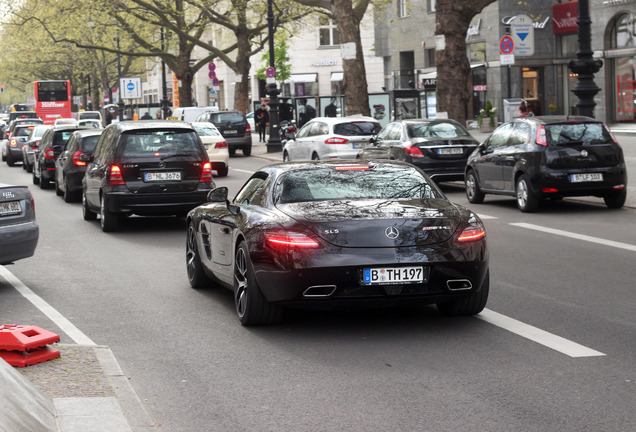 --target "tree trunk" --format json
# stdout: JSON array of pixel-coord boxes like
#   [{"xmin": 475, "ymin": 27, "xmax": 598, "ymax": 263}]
[
  {"xmin": 175, "ymin": 45, "xmax": 195, "ymax": 107},
  {"xmin": 233, "ymin": 29, "xmax": 252, "ymax": 113},
  {"xmin": 435, "ymin": 0, "xmax": 495, "ymax": 126},
  {"xmin": 333, "ymin": 0, "xmax": 370, "ymax": 116}
]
